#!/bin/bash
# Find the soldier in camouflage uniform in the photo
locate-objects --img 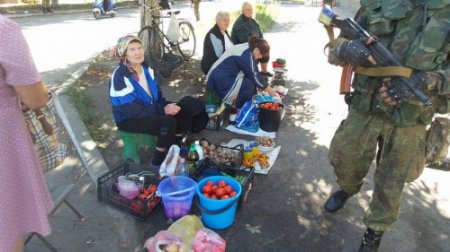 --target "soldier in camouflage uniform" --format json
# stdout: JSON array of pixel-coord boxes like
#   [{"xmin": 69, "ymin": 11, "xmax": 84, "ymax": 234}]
[{"xmin": 324, "ymin": 1, "xmax": 450, "ymax": 251}]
